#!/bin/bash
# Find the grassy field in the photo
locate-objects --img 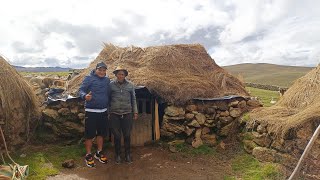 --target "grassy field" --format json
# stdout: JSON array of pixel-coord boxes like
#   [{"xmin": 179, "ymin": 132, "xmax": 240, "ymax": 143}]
[
  {"xmin": 246, "ymin": 87, "xmax": 280, "ymax": 107},
  {"xmin": 224, "ymin": 63, "xmax": 313, "ymax": 87}
]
